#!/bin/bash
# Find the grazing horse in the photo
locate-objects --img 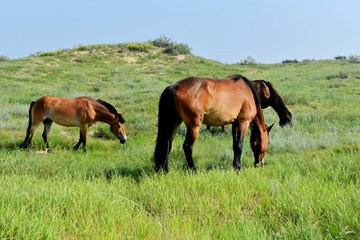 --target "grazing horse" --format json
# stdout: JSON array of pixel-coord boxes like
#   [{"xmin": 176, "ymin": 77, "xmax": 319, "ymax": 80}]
[
  {"xmin": 206, "ymin": 75, "xmax": 292, "ymax": 132},
  {"xmin": 154, "ymin": 75, "xmax": 273, "ymax": 173},
  {"xmin": 20, "ymin": 96, "xmax": 127, "ymax": 152}
]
